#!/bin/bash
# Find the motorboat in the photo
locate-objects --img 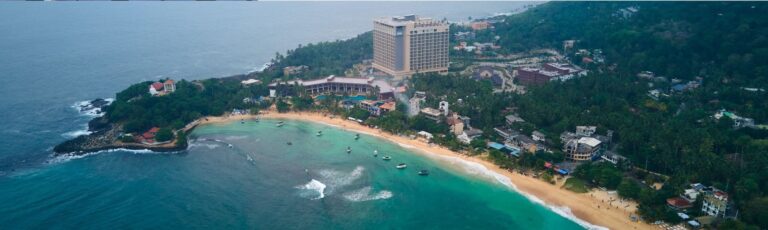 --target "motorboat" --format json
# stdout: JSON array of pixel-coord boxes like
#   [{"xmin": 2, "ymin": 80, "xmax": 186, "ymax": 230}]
[
  {"xmin": 276, "ymin": 121, "xmax": 285, "ymax": 127},
  {"xmin": 418, "ymin": 170, "xmax": 429, "ymax": 176},
  {"xmin": 396, "ymin": 163, "xmax": 407, "ymax": 169},
  {"xmin": 346, "ymin": 146, "xmax": 352, "ymax": 153},
  {"xmin": 373, "ymin": 150, "xmax": 378, "ymax": 157},
  {"xmin": 382, "ymin": 156, "xmax": 392, "ymax": 161},
  {"xmin": 316, "ymin": 131, "xmax": 323, "ymax": 136}
]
